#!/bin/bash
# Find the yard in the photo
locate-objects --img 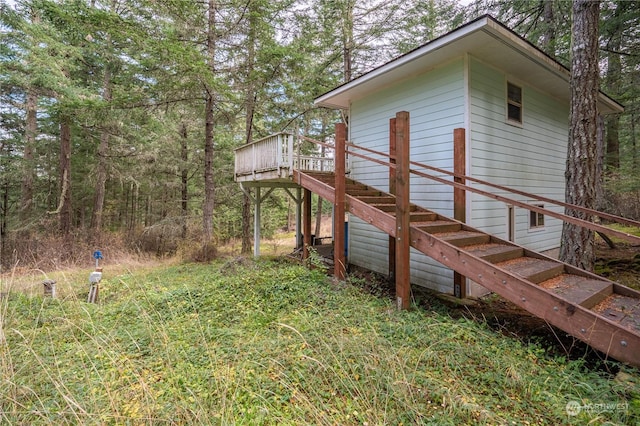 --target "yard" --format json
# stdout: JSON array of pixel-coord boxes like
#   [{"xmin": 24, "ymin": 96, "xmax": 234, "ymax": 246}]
[{"xmin": 0, "ymin": 255, "xmax": 638, "ymax": 424}]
